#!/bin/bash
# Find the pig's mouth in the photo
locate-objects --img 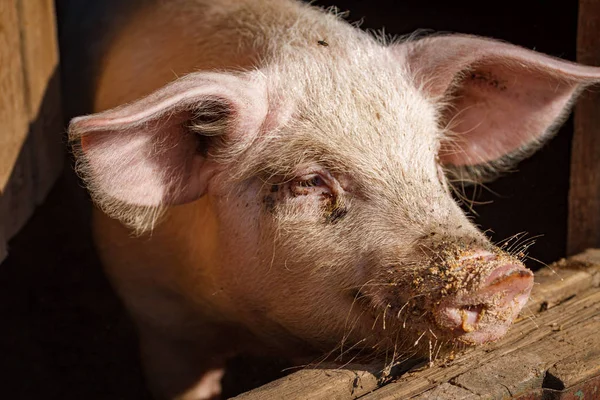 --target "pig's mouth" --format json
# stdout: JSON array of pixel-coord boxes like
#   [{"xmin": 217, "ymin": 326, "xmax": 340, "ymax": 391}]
[
  {"xmin": 433, "ymin": 262, "xmax": 533, "ymax": 345},
  {"xmin": 355, "ymin": 250, "xmax": 534, "ymax": 357},
  {"xmin": 331, "ymin": 249, "xmax": 534, "ymax": 368}
]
